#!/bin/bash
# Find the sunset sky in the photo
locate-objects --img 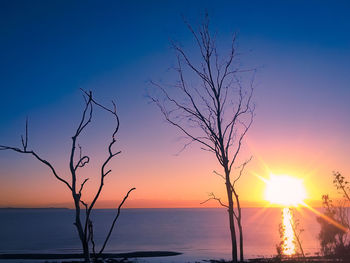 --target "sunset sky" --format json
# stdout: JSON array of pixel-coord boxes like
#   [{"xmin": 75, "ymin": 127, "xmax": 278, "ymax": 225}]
[{"xmin": 1, "ymin": 0, "xmax": 350, "ymax": 208}]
